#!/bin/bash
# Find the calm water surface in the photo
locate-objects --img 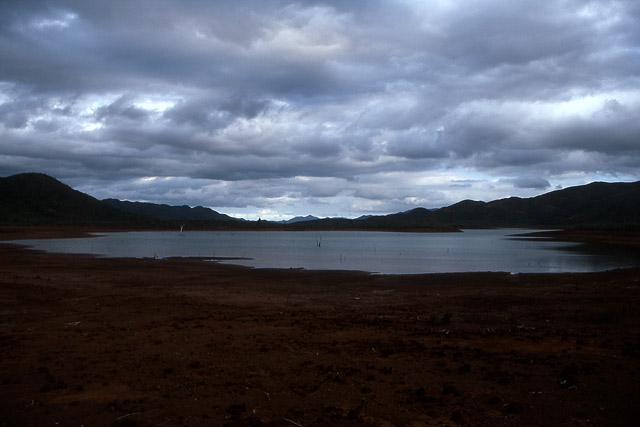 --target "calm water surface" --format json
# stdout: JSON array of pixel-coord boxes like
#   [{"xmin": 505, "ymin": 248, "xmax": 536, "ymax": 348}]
[{"xmin": 10, "ymin": 229, "xmax": 640, "ymax": 274}]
